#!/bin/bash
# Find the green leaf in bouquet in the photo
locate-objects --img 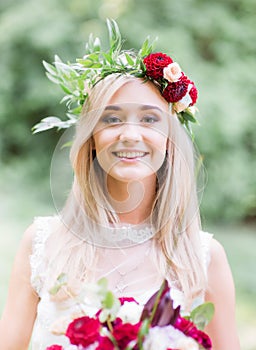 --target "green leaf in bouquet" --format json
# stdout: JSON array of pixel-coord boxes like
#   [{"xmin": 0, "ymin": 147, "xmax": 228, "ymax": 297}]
[
  {"xmin": 189, "ymin": 302, "xmax": 215, "ymax": 330},
  {"xmin": 102, "ymin": 291, "xmax": 115, "ymax": 309},
  {"xmin": 97, "ymin": 277, "xmax": 108, "ymax": 290},
  {"xmin": 137, "ymin": 319, "xmax": 150, "ymax": 350},
  {"xmin": 48, "ymin": 273, "xmax": 68, "ymax": 295}
]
